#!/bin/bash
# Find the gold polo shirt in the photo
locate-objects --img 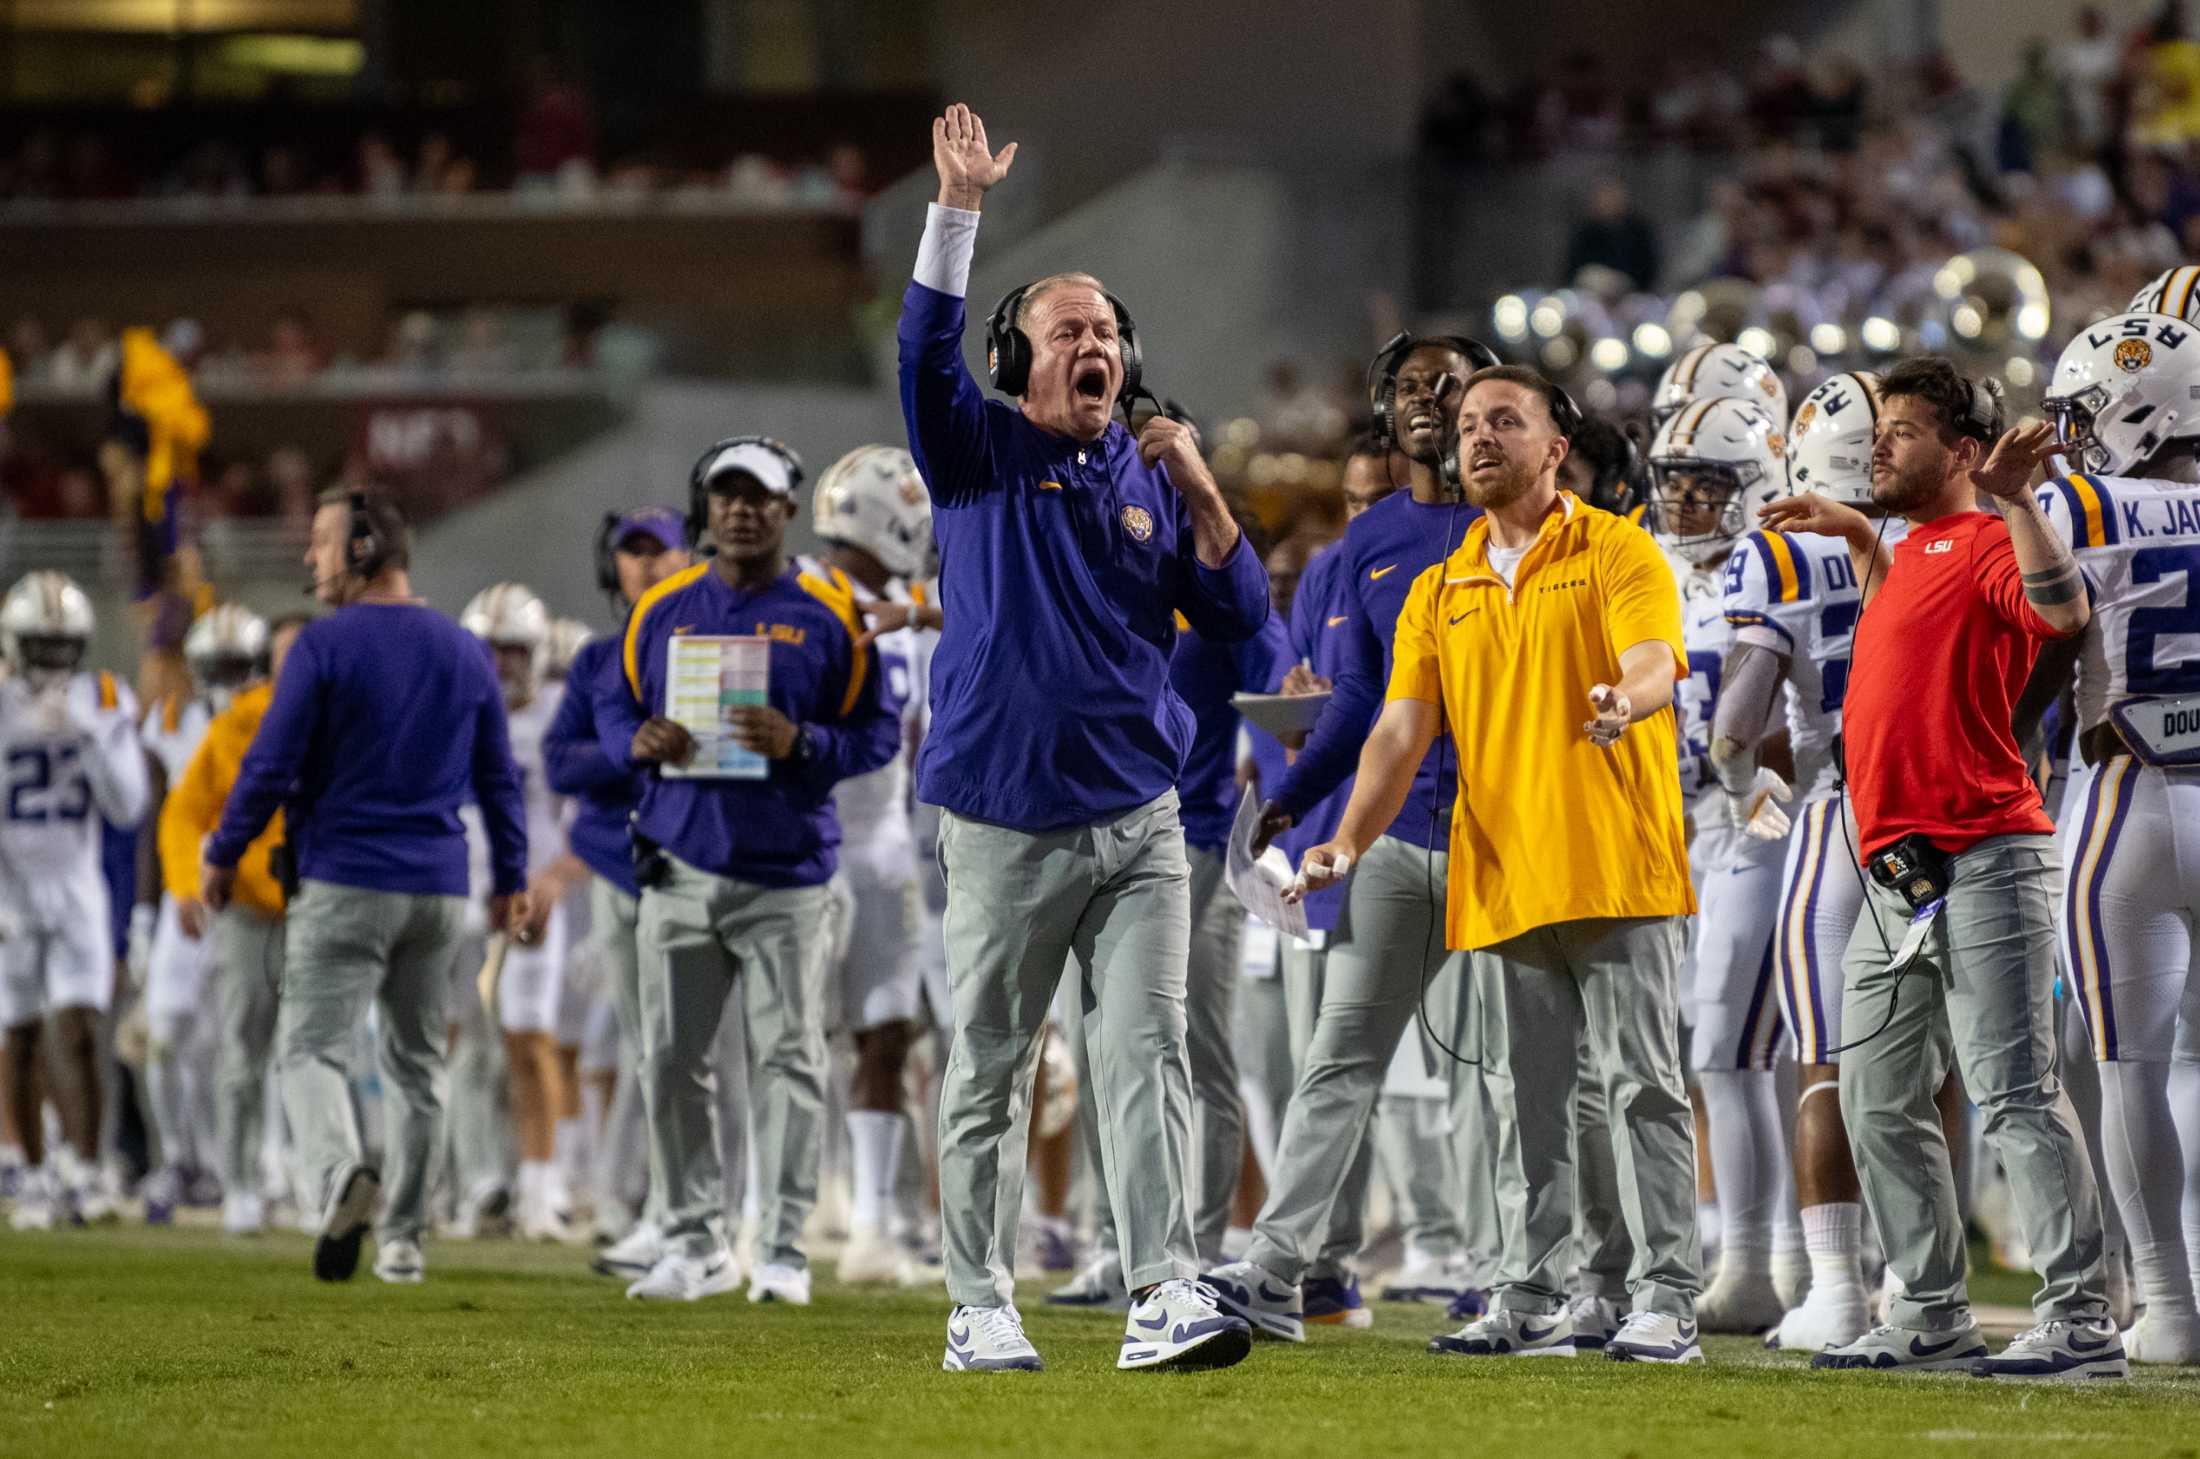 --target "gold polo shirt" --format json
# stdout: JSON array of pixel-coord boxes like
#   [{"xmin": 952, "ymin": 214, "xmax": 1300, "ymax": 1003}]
[{"xmin": 1388, "ymin": 491, "xmax": 1694, "ymax": 949}]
